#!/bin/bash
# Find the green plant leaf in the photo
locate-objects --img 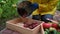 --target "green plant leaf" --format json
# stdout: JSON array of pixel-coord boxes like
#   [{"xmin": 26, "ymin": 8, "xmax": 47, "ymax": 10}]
[{"xmin": 0, "ymin": 8, "xmax": 3, "ymax": 17}]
